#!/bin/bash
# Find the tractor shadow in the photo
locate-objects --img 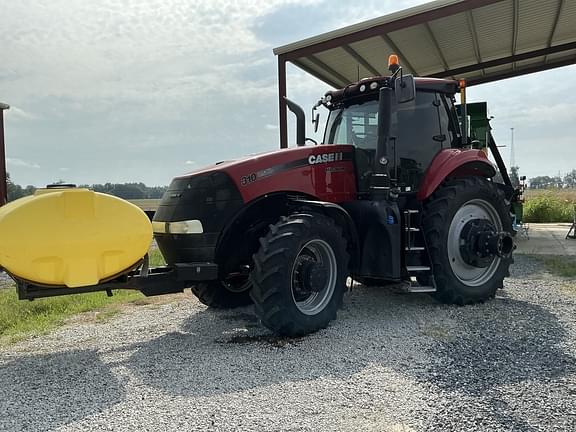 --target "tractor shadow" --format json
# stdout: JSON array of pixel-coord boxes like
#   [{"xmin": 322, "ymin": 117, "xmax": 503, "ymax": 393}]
[
  {"xmin": 125, "ymin": 280, "xmax": 575, "ymax": 415},
  {"xmin": 0, "ymin": 349, "xmax": 124, "ymax": 431}
]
